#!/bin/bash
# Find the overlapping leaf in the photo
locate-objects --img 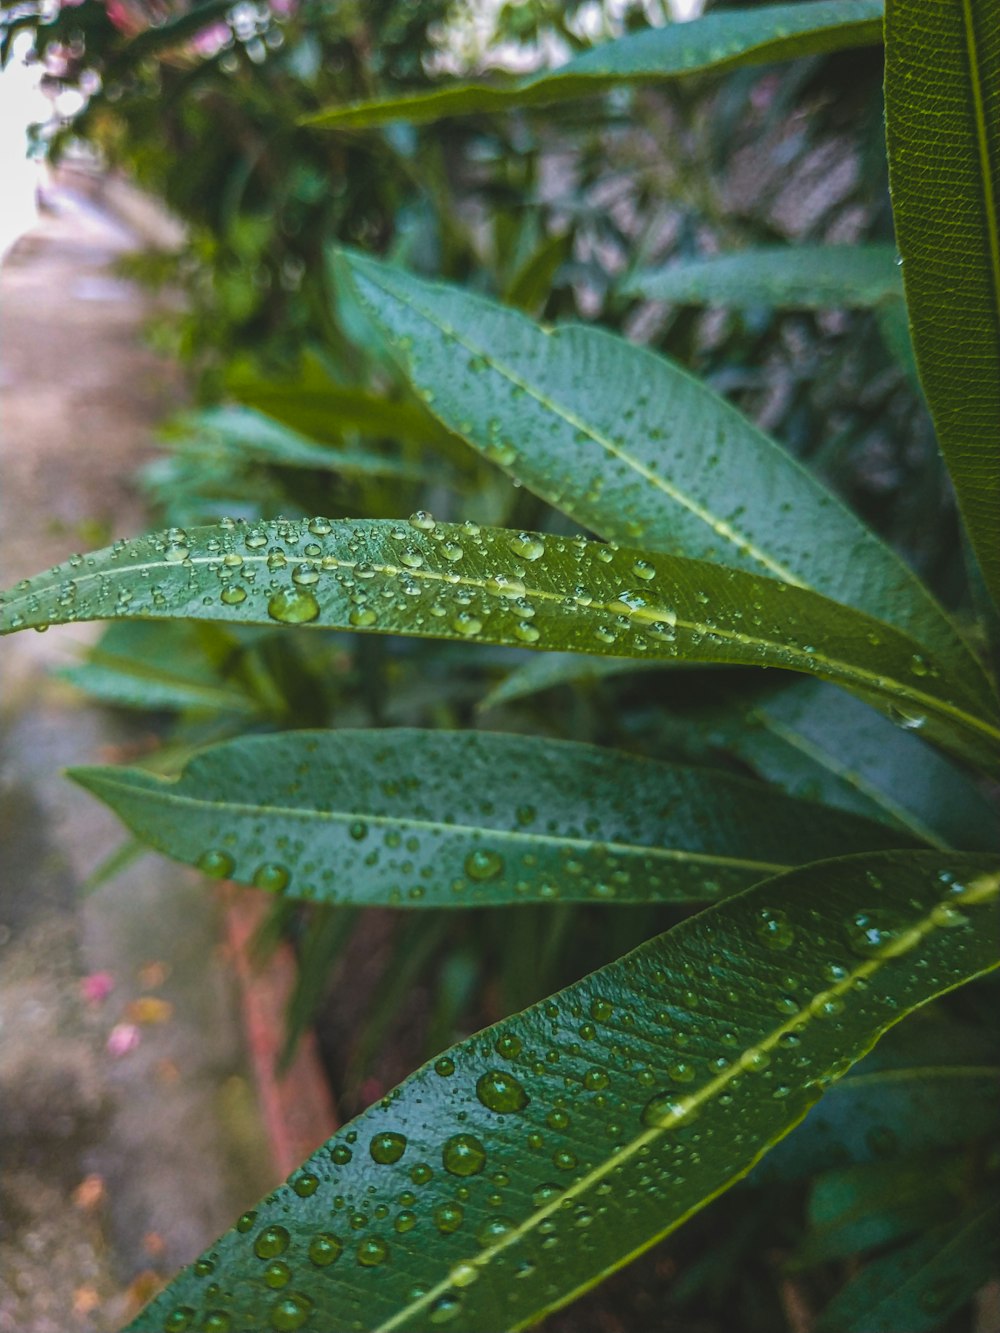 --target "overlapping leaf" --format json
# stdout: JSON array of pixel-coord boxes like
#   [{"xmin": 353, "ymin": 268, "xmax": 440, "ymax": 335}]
[
  {"xmin": 129, "ymin": 853, "xmax": 1000, "ymax": 1332},
  {"xmin": 305, "ymin": 2, "xmax": 884, "ymax": 130},
  {"xmin": 885, "ymin": 0, "xmax": 1000, "ymax": 609},
  {"xmin": 485, "ymin": 665, "xmax": 1000, "ymax": 851},
  {"xmin": 69, "ymin": 729, "xmax": 913, "ymax": 909},
  {"xmin": 338, "ymin": 251, "xmax": 979, "ymax": 680},
  {"xmin": 1, "ymin": 519, "xmax": 997, "ymax": 771}
]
